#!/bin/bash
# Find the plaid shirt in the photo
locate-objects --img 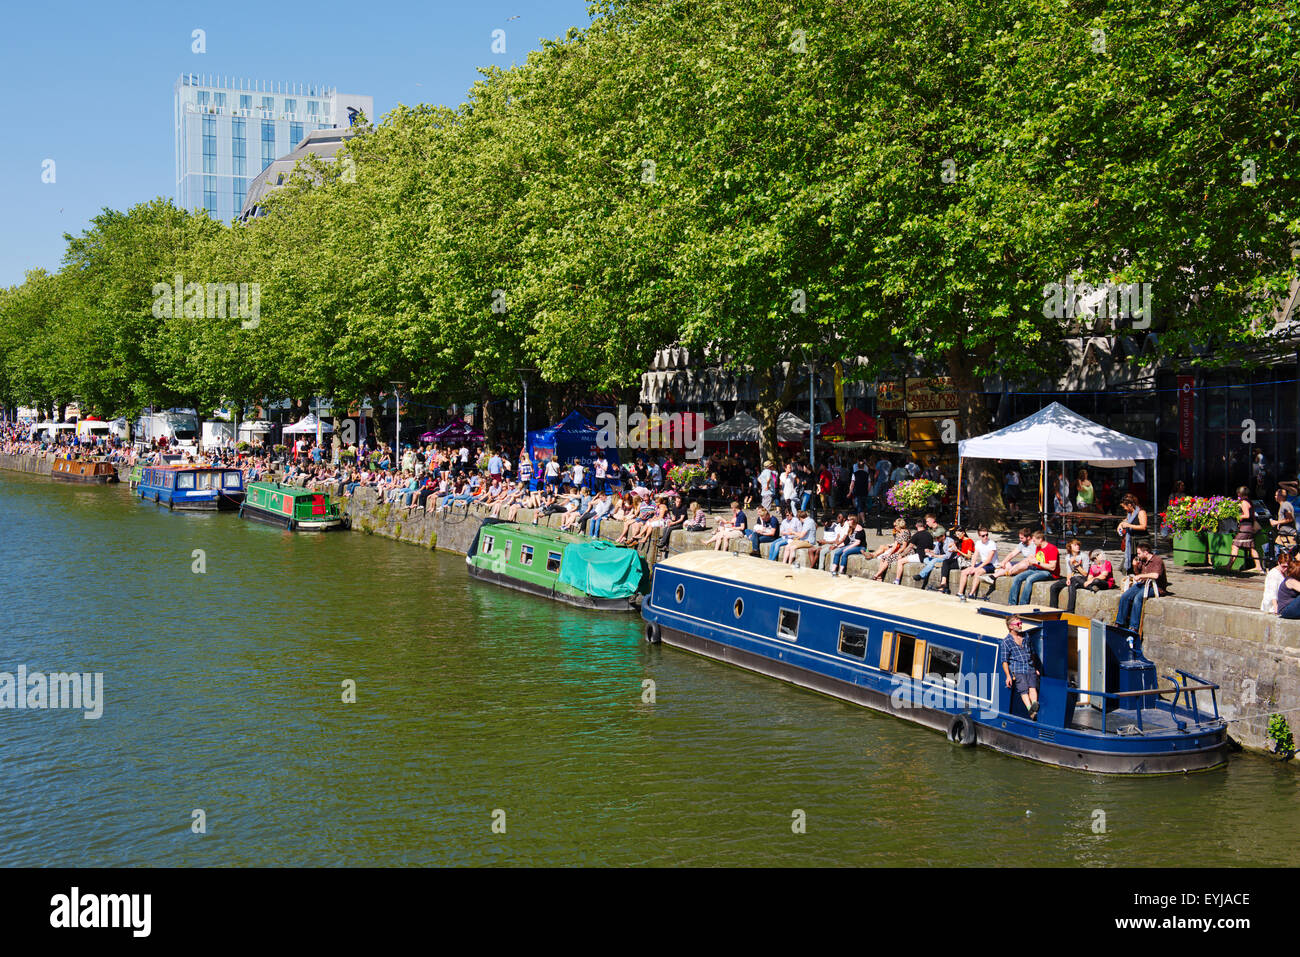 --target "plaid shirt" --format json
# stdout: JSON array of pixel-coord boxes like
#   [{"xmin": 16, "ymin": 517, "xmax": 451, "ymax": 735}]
[{"xmin": 998, "ymin": 634, "xmax": 1036, "ymax": 675}]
